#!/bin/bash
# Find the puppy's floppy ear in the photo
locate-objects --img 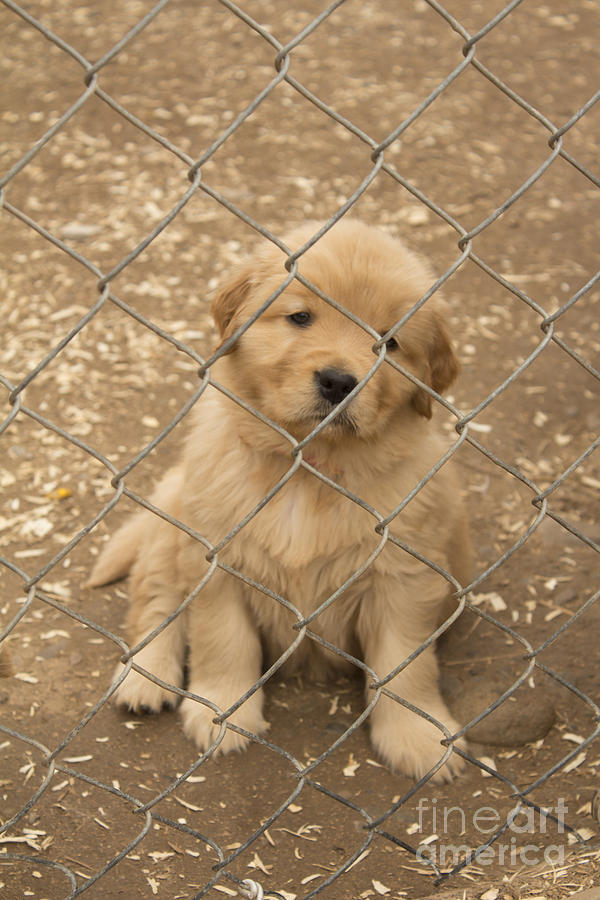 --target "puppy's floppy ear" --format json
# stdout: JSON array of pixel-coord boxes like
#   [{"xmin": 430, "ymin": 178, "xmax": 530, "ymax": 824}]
[
  {"xmin": 412, "ymin": 316, "xmax": 460, "ymax": 419},
  {"xmin": 211, "ymin": 264, "xmax": 254, "ymax": 352}
]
